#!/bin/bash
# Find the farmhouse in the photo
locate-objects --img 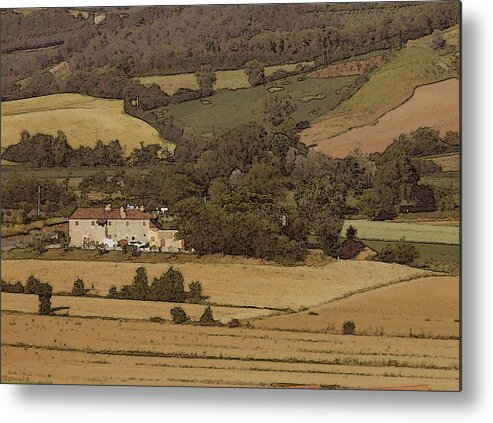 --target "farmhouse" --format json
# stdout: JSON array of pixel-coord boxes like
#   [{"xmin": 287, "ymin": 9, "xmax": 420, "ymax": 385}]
[{"xmin": 68, "ymin": 205, "xmax": 184, "ymax": 251}]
